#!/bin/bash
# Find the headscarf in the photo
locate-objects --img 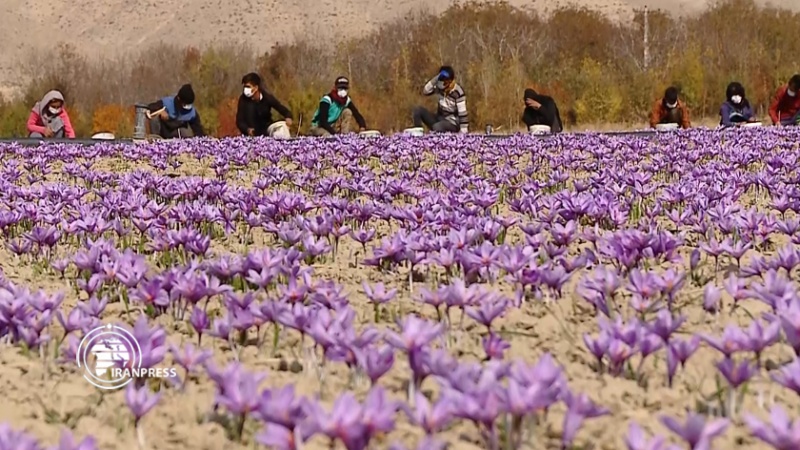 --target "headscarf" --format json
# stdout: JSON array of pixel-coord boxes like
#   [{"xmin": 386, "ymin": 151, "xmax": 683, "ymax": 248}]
[
  {"xmin": 34, "ymin": 90, "xmax": 65, "ymax": 123},
  {"xmin": 524, "ymin": 88, "xmax": 541, "ymax": 102}
]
